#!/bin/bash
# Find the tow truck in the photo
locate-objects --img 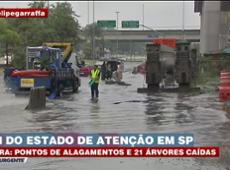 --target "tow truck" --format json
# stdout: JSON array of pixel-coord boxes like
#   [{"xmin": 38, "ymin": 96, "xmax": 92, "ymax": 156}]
[{"xmin": 4, "ymin": 43, "xmax": 81, "ymax": 98}]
